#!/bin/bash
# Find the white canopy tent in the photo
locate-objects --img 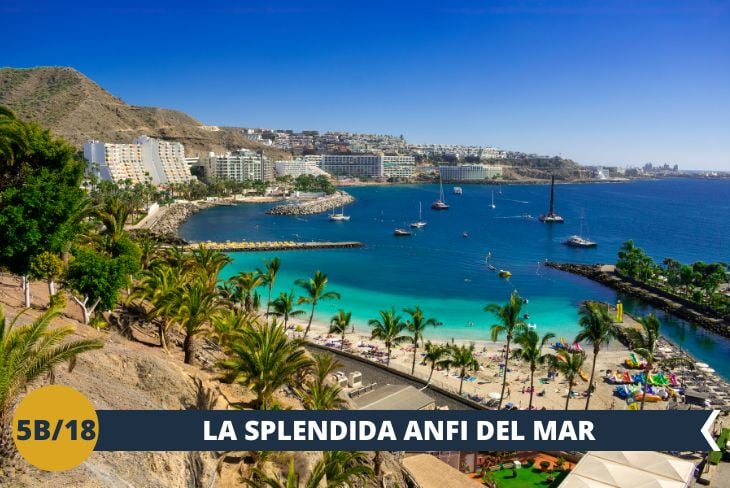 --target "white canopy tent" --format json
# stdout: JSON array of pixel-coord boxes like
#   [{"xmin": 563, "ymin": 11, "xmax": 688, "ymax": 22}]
[{"xmin": 560, "ymin": 452, "xmax": 695, "ymax": 488}]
